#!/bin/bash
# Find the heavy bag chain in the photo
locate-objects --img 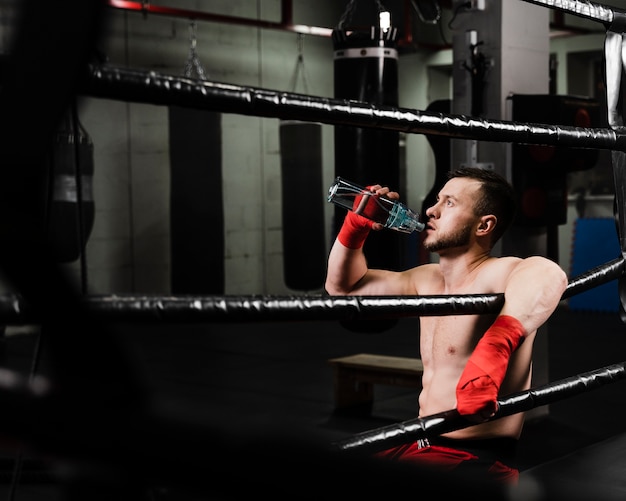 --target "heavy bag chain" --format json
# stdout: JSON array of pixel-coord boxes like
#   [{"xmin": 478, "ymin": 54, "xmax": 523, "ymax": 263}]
[
  {"xmin": 289, "ymin": 34, "xmax": 309, "ymax": 94},
  {"xmin": 336, "ymin": 0, "xmax": 387, "ymax": 29},
  {"xmin": 183, "ymin": 21, "xmax": 207, "ymax": 81}
]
